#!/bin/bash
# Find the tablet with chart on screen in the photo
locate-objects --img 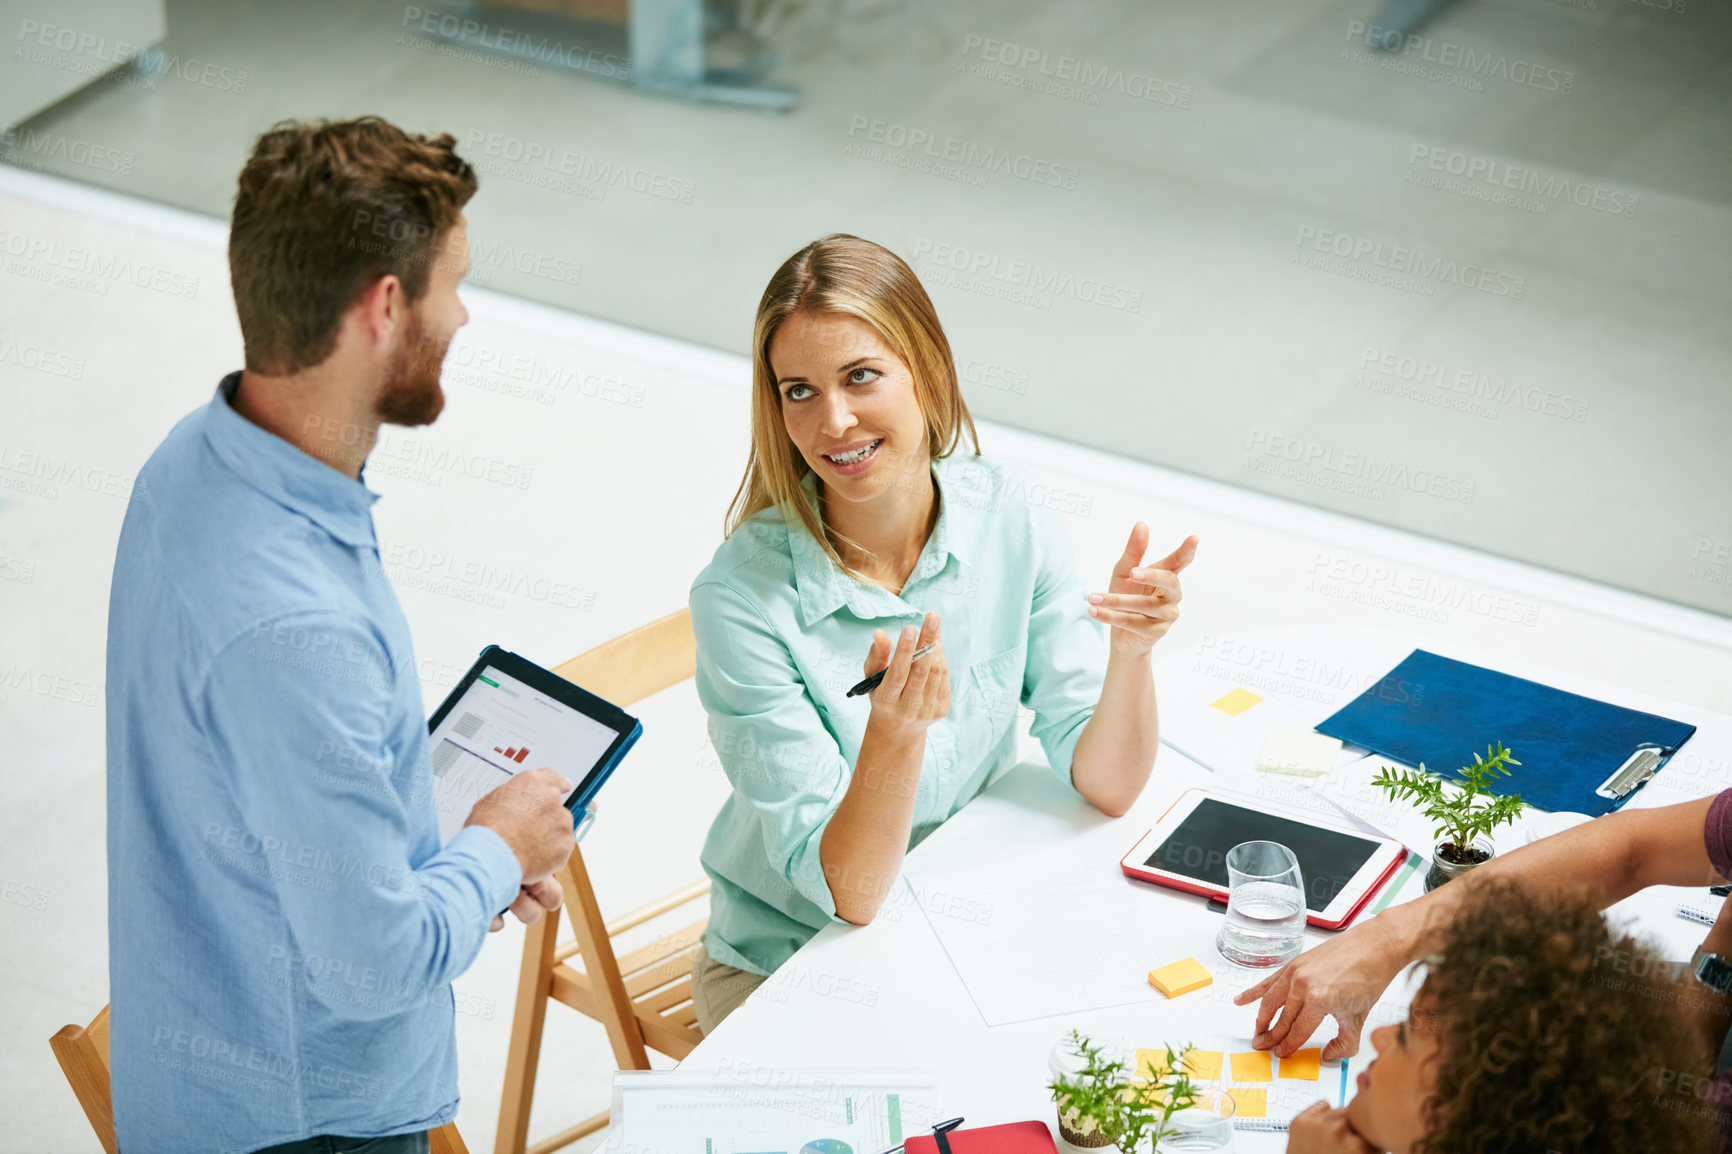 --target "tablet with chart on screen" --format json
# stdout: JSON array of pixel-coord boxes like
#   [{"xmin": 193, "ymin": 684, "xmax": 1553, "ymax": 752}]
[{"xmin": 426, "ymin": 646, "xmax": 641, "ymax": 844}]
